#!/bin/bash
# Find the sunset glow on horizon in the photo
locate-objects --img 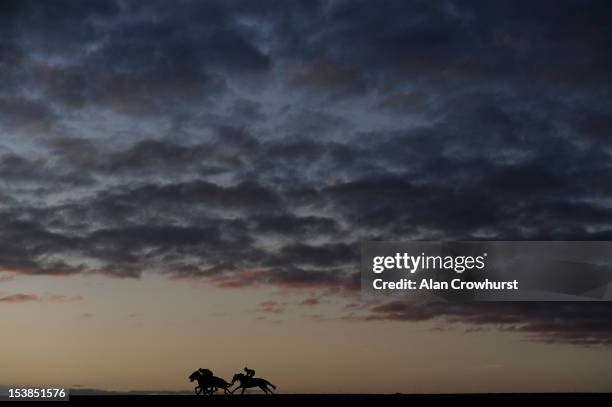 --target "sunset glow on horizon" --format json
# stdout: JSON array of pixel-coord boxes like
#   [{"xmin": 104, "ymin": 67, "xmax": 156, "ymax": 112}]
[{"xmin": 2, "ymin": 0, "xmax": 612, "ymax": 394}]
